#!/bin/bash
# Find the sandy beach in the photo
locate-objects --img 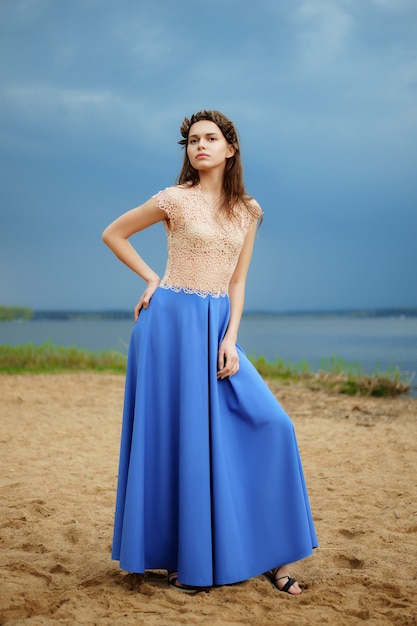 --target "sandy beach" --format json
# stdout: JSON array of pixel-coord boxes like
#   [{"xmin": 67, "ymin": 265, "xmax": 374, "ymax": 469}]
[{"xmin": 0, "ymin": 373, "xmax": 416, "ymax": 625}]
